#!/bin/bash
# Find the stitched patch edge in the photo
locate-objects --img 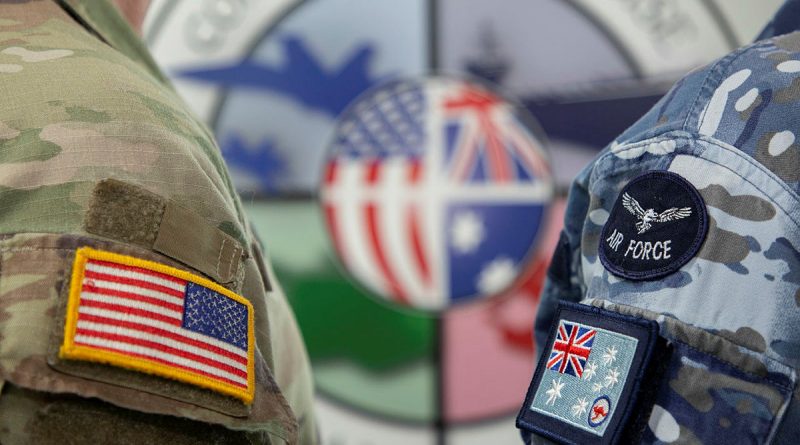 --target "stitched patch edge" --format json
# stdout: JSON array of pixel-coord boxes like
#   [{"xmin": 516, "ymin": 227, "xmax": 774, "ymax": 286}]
[
  {"xmin": 598, "ymin": 170, "xmax": 708, "ymax": 281},
  {"xmin": 59, "ymin": 247, "xmax": 256, "ymax": 404}
]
